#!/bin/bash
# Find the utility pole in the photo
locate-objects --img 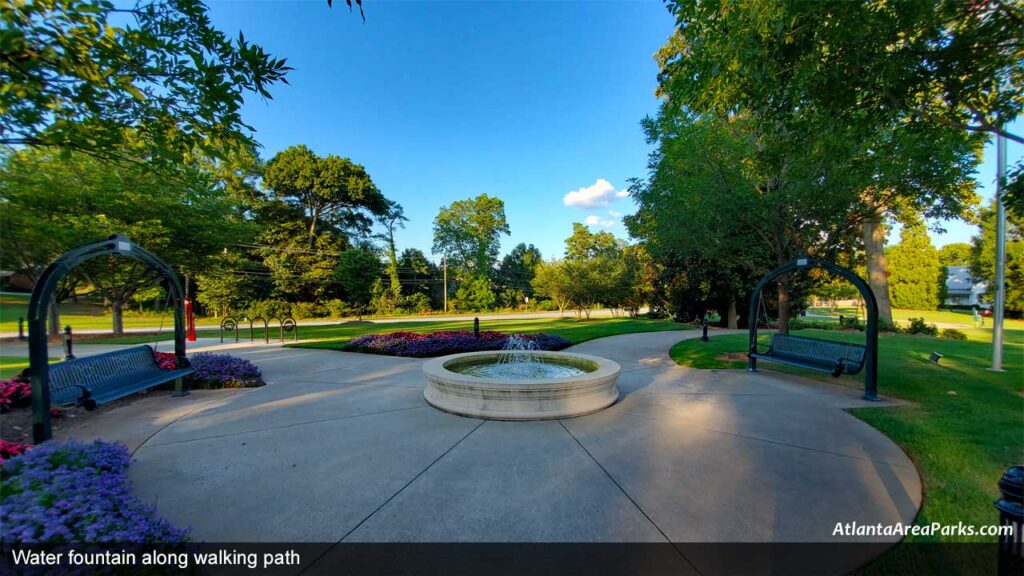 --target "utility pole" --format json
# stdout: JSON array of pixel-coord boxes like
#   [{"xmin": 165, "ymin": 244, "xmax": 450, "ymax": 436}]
[
  {"xmin": 442, "ymin": 256, "xmax": 448, "ymax": 313},
  {"xmin": 991, "ymin": 134, "xmax": 1006, "ymax": 372}
]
